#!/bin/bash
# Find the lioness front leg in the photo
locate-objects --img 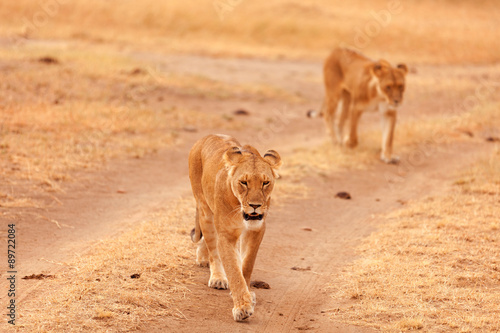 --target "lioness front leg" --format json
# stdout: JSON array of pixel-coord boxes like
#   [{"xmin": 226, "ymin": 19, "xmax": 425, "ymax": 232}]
[
  {"xmin": 241, "ymin": 227, "xmax": 266, "ymax": 308},
  {"xmin": 218, "ymin": 234, "xmax": 254, "ymax": 322},
  {"xmin": 241, "ymin": 227, "xmax": 265, "ymax": 288},
  {"xmin": 381, "ymin": 108, "xmax": 399, "ymax": 164},
  {"xmin": 198, "ymin": 207, "xmax": 228, "ymax": 289},
  {"xmin": 323, "ymin": 96, "xmax": 339, "ymax": 145}
]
